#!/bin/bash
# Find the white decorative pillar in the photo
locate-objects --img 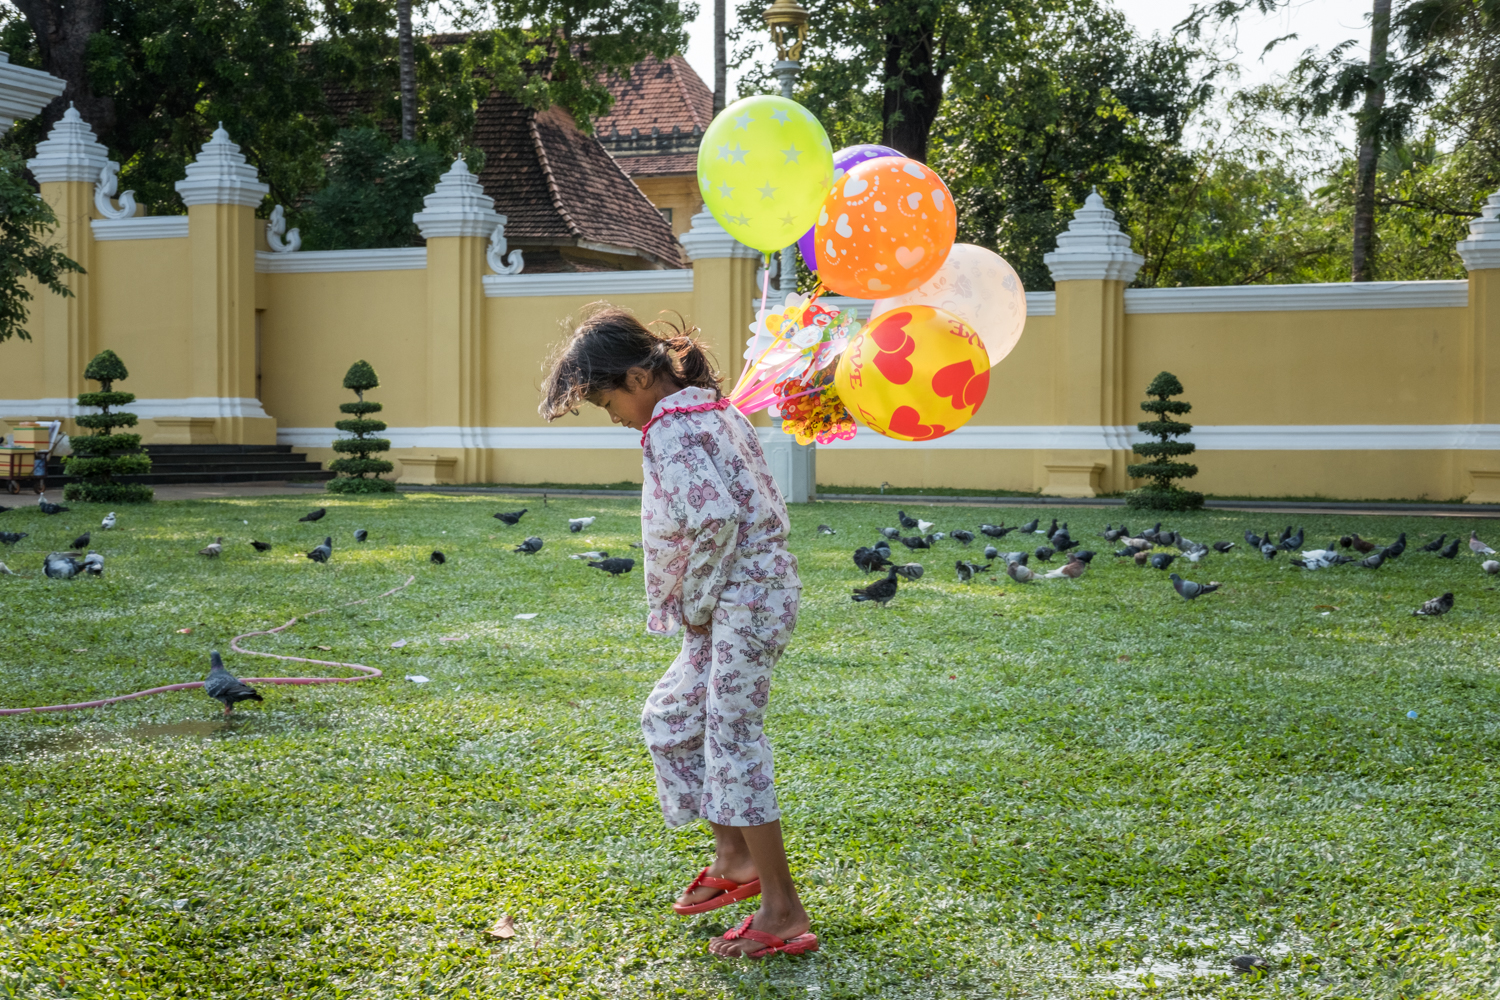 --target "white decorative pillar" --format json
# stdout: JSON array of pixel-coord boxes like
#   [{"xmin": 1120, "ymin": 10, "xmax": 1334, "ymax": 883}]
[
  {"xmin": 1457, "ymin": 190, "xmax": 1500, "ymax": 502},
  {"xmin": 174, "ymin": 125, "xmax": 275, "ymax": 444},
  {"xmin": 0, "ymin": 52, "xmax": 65, "ymax": 132},
  {"xmin": 1038, "ymin": 189, "xmax": 1144, "ymax": 497},
  {"xmin": 412, "ymin": 159, "xmax": 499, "ymax": 484},
  {"xmin": 27, "ymin": 104, "xmax": 109, "ymax": 405}
]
